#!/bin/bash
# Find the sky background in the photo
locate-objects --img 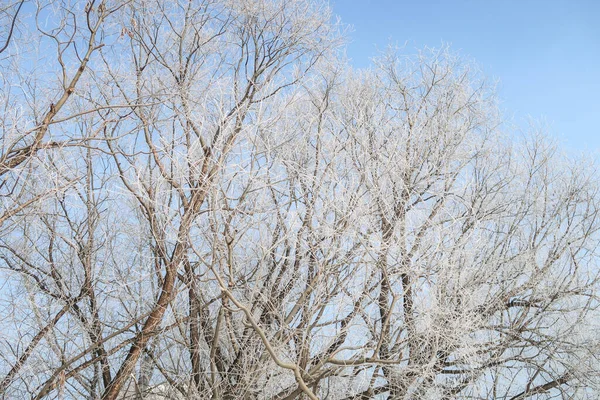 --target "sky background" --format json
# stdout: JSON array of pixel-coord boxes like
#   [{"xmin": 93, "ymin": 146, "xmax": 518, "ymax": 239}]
[{"xmin": 331, "ymin": 0, "xmax": 600, "ymax": 153}]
